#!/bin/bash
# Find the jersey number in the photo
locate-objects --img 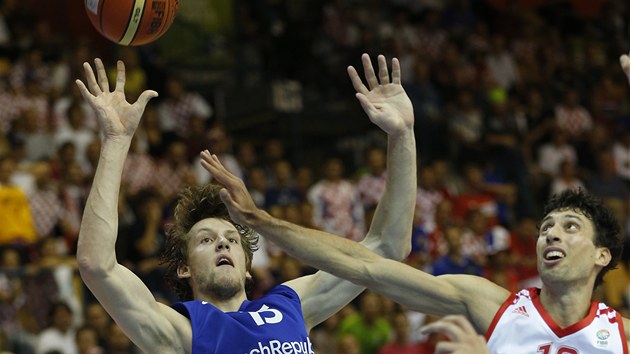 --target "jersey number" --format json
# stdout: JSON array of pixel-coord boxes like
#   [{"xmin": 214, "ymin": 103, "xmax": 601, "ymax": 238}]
[
  {"xmin": 248, "ymin": 305, "xmax": 283, "ymax": 326},
  {"xmin": 537, "ymin": 343, "xmax": 578, "ymax": 354}
]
